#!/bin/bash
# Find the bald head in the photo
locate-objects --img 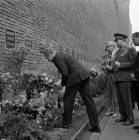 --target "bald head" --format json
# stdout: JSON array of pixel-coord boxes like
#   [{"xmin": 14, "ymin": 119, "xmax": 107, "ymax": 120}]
[
  {"xmin": 105, "ymin": 41, "xmax": 117, "ymax": 53},
  {"xmin": 39, "ymin": 46, "xmax": 56, "ymax": 62},
  {"xmin": 44, "ymin": 47, "xmax": 56, "ymax": 57}
]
